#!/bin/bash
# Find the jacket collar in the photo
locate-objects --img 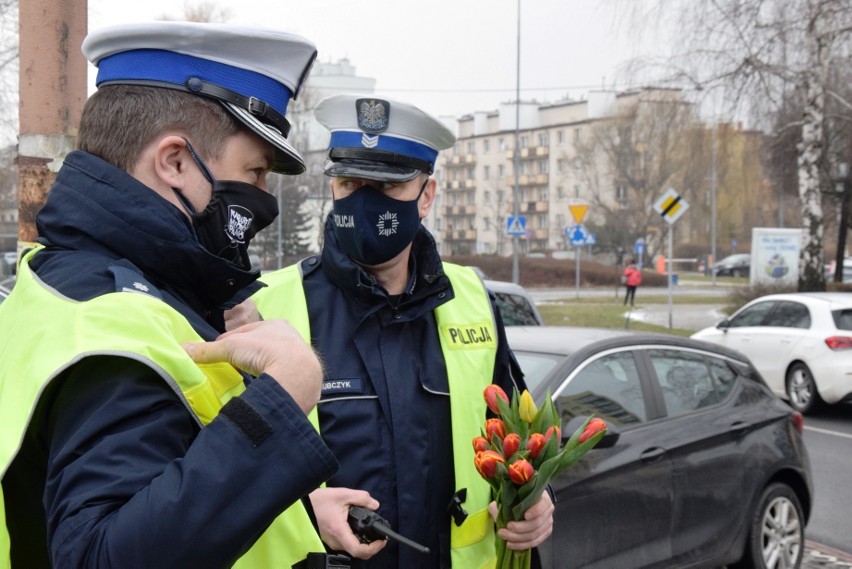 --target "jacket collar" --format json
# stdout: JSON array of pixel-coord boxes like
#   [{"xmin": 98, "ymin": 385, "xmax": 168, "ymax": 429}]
[{"xmin": 36, "ymin": 151, "xmax": 261, "ymax": 314}]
